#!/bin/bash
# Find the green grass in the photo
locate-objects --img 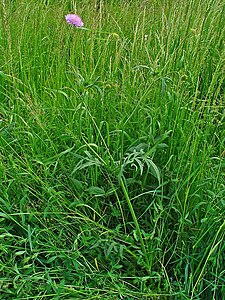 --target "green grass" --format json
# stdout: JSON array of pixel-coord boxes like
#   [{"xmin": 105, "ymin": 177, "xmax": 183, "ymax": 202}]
[{"xmin": 0, "ymin": 0, "xmax": 224, "ymax": 299}]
